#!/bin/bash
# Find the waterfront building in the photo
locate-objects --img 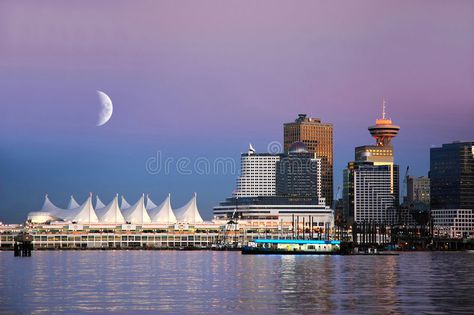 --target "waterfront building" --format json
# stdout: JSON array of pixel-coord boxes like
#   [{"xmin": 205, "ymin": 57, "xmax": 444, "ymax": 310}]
[
  {"xmin": 283, "ymin": 114, "xmax": 333, "ymax": 206},
  {"xmin": 26, "ymin": 193, "xmax": 204, "ymax": 225},
  {"xmin": 213, "ymin": 195, "xmax": 334, "ymax": 230},
  {"xmin": 343, "ymin": 100, "xmax": 400, "ymax": 224},
  {"xmin": 214, "ymin": 143, "xmax": 333, "ymax": 231},
  {"xmin": 407, "ymin": 176, "xmax": 430, "ymax": 210},
  {"xmin": 430, "ymin": 141, "xmax": 474, "ymax": 211},
  {"xmin": 233, "ymin": 144, "xmax": 280, "ymax": 197},
  {"xmin": 276, "ymin": 141, "xmax": 323, "ymax": 203},
  {"xmin": 431, "ymin": 209, "xmax": 474, "ymax": 238}
]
